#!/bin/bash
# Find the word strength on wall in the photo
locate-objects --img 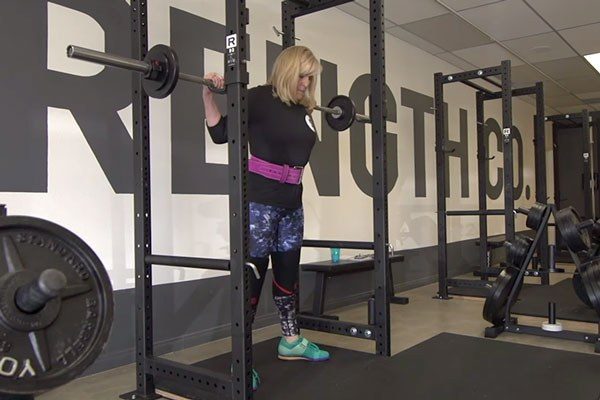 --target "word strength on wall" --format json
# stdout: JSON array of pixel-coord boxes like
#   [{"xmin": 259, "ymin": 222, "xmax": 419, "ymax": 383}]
[{"xmin": 1, "ymin": 1, "xmax": 526, "ymax": 200}]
